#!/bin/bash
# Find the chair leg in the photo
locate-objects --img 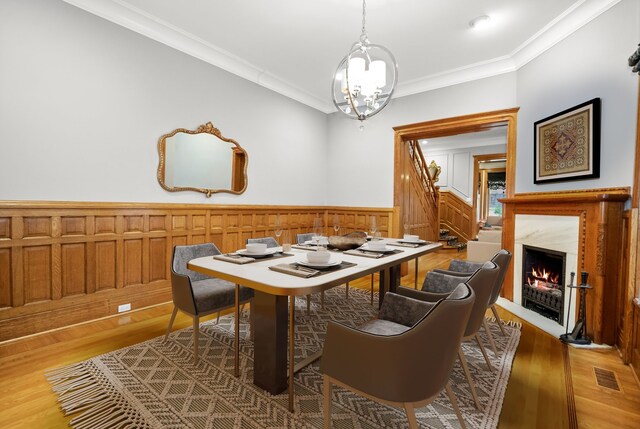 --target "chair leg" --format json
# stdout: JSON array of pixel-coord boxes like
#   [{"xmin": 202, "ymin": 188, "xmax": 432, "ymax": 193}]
[
  {"xmin": 249, "ymin": 301, "xmax": 254, "ymax": 341},
  {"xmin": 323, "ymin": 375, "xmax": 332, "ymax": 429},
  {"xmin": 483, "ymin": 319, "xmax": 498, "ymax": 356},
  {"xmin": 491, "ymin": 305, "xmax": 507, "ymax": 336},
  {"xmin": 216, "ymin": 312, "xmax": 220, "ymax": 324},
  {"xmin": 193, "ymin": 315, "xmax": 200, "ymax": 364},
  {"xmin": 345, "ymin": 282, "xmax": 349, "ymax": 299},
  {"xmin": 164, "ymin": 306, "xmax": 178, "ymax": 340},
  {"xmin": 234, "ymin": 285, "xmax": 240, "ymax": 378},
  {"xmin": 404, "ymin": 403, "xmax": 419, "ymax": 429},
  {"xmin": 370, "ymin": 274, "xmax": 374, "ymax": 305},
  {"xmin": 458, "ymin": 348, "xmax": 481, "ymax": 410},
  {"xmin": 306, "ymin": 294, "xmax": 311, "ymax": 315},
  {"xmin": 475, "ymin": 333, "xmax": 494, "ymax": 372},
  {"xmin": 445, "ymin": 382, "xmax": 467, "ymax": 429}
]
